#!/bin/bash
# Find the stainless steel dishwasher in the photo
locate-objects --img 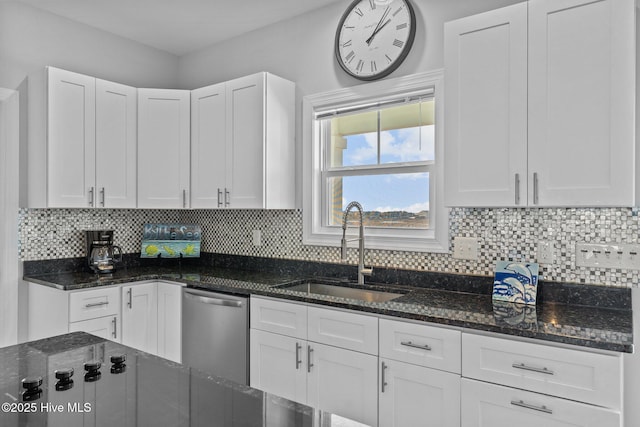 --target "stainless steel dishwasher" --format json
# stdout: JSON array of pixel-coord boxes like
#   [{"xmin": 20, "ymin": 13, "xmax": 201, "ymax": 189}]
[{"xmin": 182, "ymin": 288, "xmax": 248, "ymax": 385}]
